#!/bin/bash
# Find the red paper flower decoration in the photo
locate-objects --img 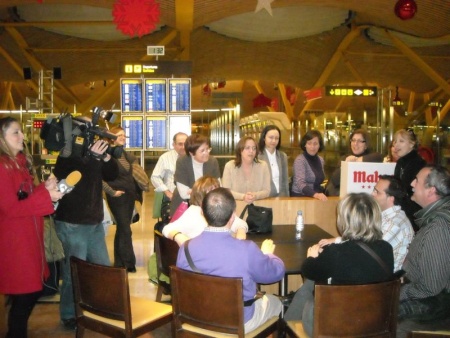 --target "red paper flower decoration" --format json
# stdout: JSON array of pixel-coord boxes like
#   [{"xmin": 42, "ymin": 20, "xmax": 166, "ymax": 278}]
[
  {"xmin": 36, "ymin": 0, "xmax": 43, "ymax": 3},
  {"xmin": 113, "ymin": 0, "xmax": 160, "ymax": 38},
  {"xmin": 394, "ymin": 0, "xmax": 417, "ymax": 20}
]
